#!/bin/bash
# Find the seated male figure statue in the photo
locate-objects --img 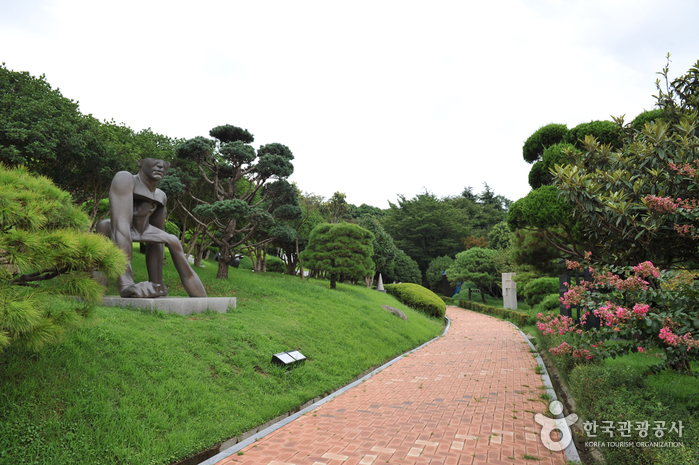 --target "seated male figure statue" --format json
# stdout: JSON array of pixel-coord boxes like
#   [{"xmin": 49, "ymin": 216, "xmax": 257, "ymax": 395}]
[{"xmin": 96, "ymin": 158, "xmax": 207, "ymax": 298}]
